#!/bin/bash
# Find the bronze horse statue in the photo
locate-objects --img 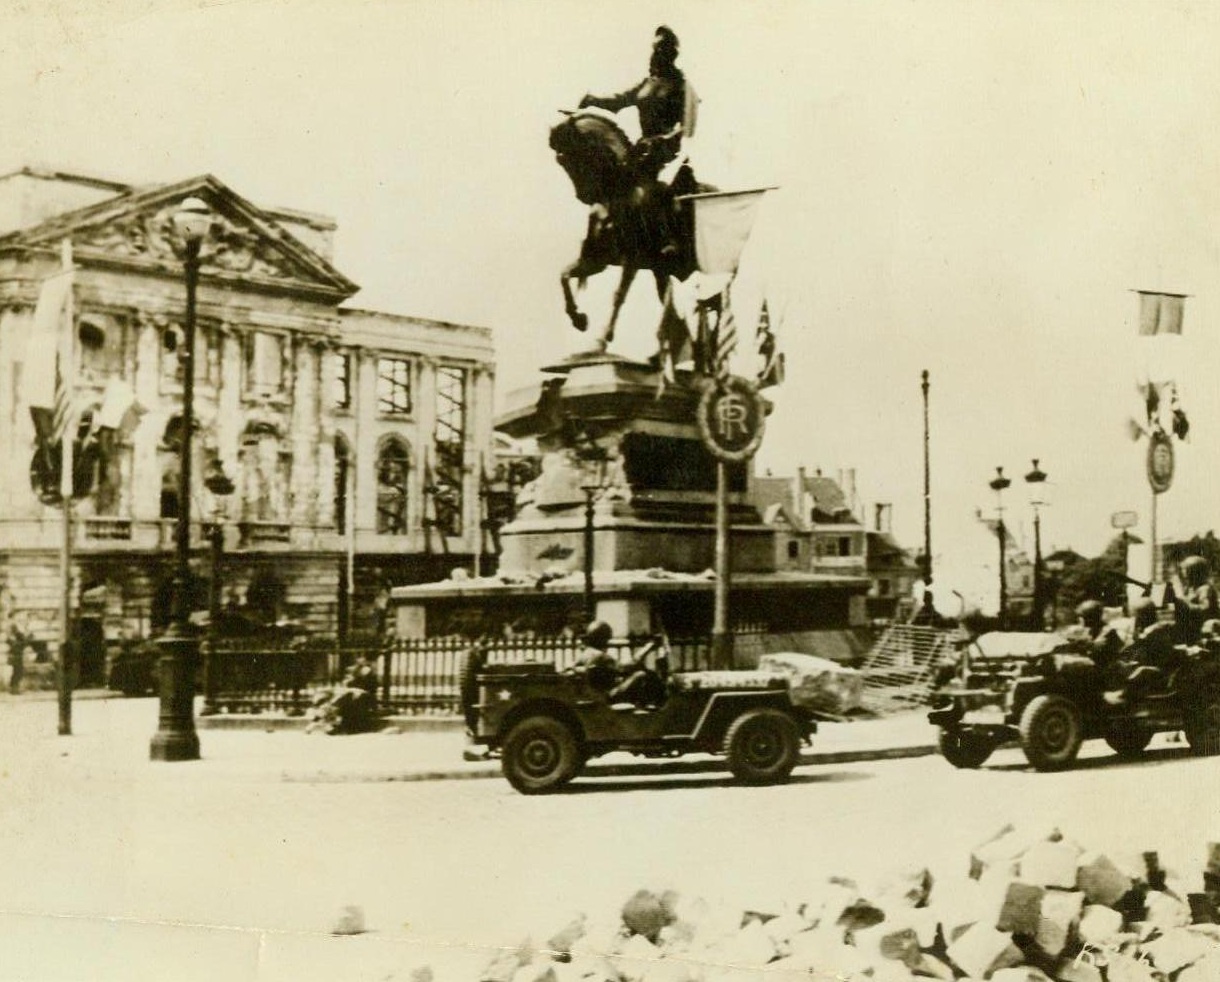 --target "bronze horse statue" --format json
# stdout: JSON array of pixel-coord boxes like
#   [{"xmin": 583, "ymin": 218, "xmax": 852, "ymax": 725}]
[{"xmin": 550, "ymin": 110, "xmax": 711, "ymax": 350}]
